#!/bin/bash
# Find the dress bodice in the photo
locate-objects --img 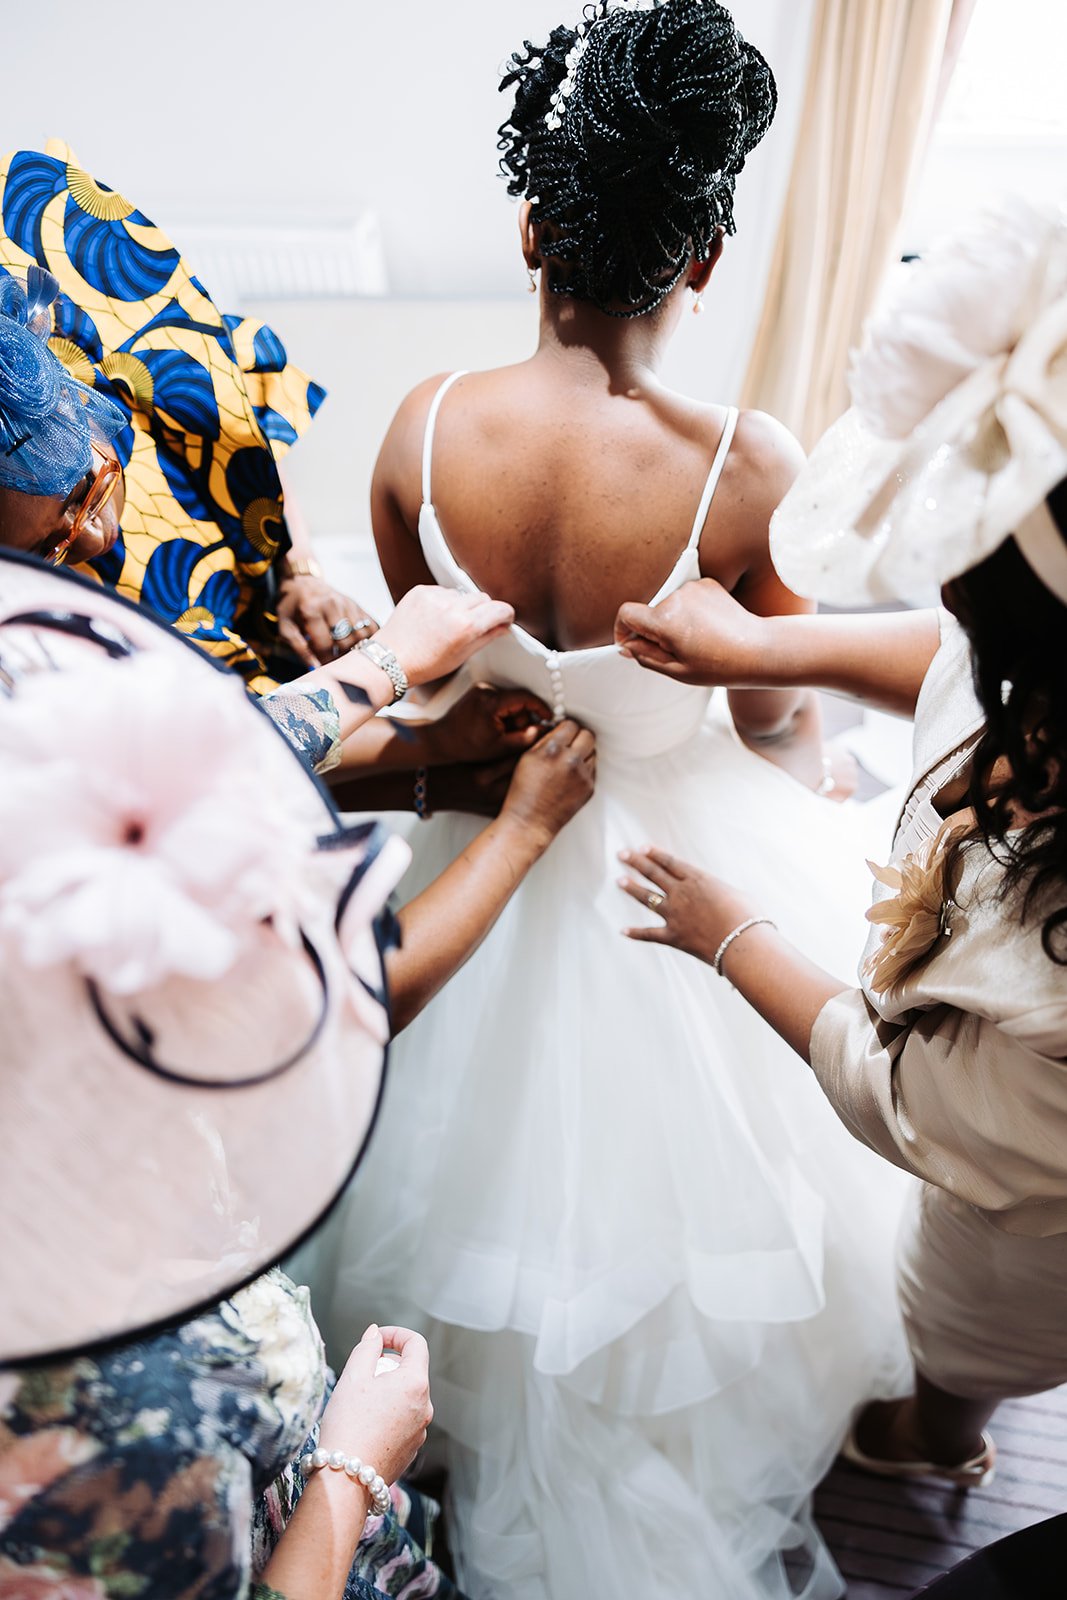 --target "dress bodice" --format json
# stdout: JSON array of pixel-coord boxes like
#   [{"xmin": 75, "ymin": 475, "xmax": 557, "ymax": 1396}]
[{"xmin": 416, "ymin": 372, "xmax": 738, "ymax": 761}]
